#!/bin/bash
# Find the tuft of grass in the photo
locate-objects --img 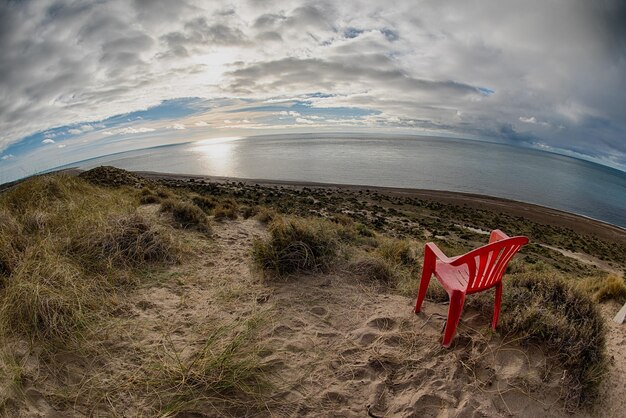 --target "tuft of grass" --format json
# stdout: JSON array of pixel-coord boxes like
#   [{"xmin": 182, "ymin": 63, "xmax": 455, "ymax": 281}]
[
  {"xmin": 0, "ymin": 244, "xmax": 99, "ymax": 342},
  {"xmin": 191, "ymin": 195, "xmax": 217, "ymax": 213},
  {"xmin": 161, "ymin": 199, "xmax": 211, "ymax": 233},
  {"xmin": 0, "ymin": 210, "xmax": 24, "ymax": 279},
  {"xmin": 575, "ymin": 274, "xmax": 626, "ymax": 304},
  {"xmin": 0, "ymin": 349, "xmax": 24, "ymax": 409},
  {"xmin": 252, "ymin": 216, "xmax": 340, "ymax": 276},
  {"xmin": 72, "ymin": 213, "xmax": 178, "ymax": 270},
  {"xmin": 213, "ymin": 198, "xmax": 239, "ymax": 221},
  {"xmin": 377, "ymin": 237, "xmax": 416, "ymax": 266},
  {"xmin": 254, "ymin": 207, "xmax": 276, "ymax": 224},
  {"xmin": 481, "ymin": 273, "xmax": 607, "ymax": 408},
  {"xmin": 240, "ymin": 205, "xmax": 258, "ymax": 219},
  {"xmin": 348, "ymin": 256, "xmax": 397, "ymax": 285},
  {"xmin": 139, "ymin": 189, "xmax": 161, "ymax": 204},
  {"xmin": 0, "ymin": 175, "xmax": 181, "ymax": 344},
  {"xmin": 146, "ymin": 320, "xmax": 269, "ymax": 414}
]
